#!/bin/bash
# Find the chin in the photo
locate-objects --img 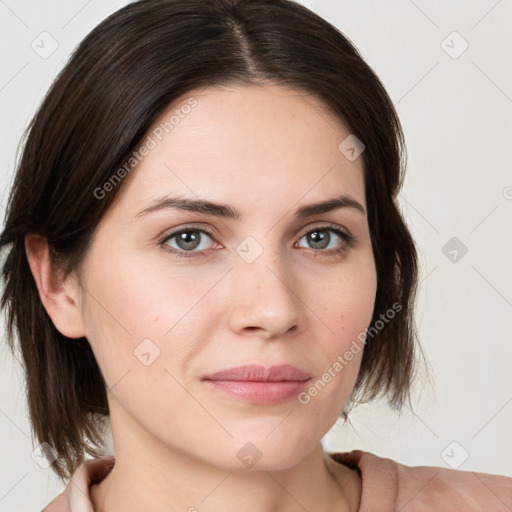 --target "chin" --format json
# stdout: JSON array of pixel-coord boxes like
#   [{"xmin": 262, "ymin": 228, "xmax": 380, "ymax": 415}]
[{"xmin": 202, "ymin": 435, "xmax": 316, "ymax": 473}]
